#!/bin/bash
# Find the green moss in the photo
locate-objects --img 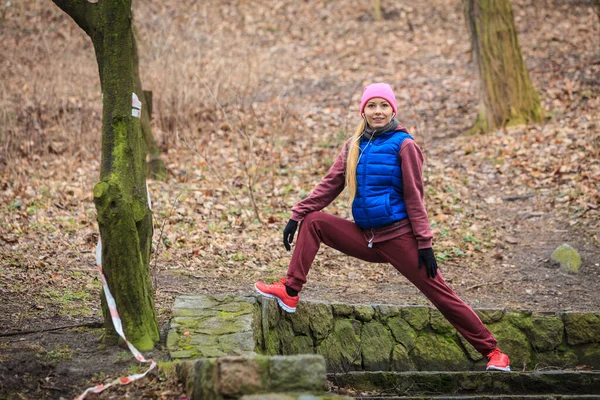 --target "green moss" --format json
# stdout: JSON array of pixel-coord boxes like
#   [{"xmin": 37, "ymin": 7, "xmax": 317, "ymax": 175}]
[
  {"xmin": 354, "ymin": 305, "xmax": 375, "ymax": 322},
  {"xmin": 387, "ymin": 316, "xmax": 416, "ymax": 351},
  {"xmin": 488, "ymin": 320, "xmax": 532, "ymax": 368},
  {"xmin": 551, "ymin": 244, "xmax": 582, "ymax": 274},
  {"xmin": 391, "ymin": 344, "xmax": 415, "ymax": 371},
  {"xmin": 412, "ymin": 333, "xmax": 471, "ymax": 371},
  {"xmin": 401, "ymin": 306, "xmax": 430, "ymax": 330},
  {"xmin": 316, "ymin": 319, "xmax": 362, "ymax": 372},
  {"xmin": 309, "ymin": 303, "xmax": 334, "ymax": 340},
  {"xmin": 293, "ymin": 336, "xmax": 314, "ymax": 355},
  {"xmin": 529, "ymin": 316, "xmax": 564, "ymax": 351},
  {"xmin": 287, "ymin": 303, "xmax": 311, "ymax": 335},
  {"xmin": 331, "ymin": 303, "xmax": 354, "ymax": 318},
  {"xmin": 360, "ymin": 321, "xmax": 393, "ymax": 371},
  {"xmin": 564, "ymin": 312, "xmax": 600, "ymax": 345},
  {"xmin": 430, "ymin": 310, "xmax": 457, "ymax": 336},
  {"xmin": 476, "ymin": 309, "xmax": 505, "ymax": 324},
  {"xmin": 93, "ymin": 181, "xmax": 108, "ymax": 198},
  {"xmin": 534, "ymin": 347, "xmax": 578, "ymax": 368}
]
